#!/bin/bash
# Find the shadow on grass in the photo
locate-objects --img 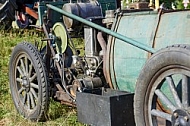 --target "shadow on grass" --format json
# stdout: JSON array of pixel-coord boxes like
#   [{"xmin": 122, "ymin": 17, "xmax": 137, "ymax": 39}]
[{"xmin": 47, "ymin": 99, "xmax": 84, "ymax": 125}]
